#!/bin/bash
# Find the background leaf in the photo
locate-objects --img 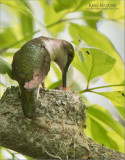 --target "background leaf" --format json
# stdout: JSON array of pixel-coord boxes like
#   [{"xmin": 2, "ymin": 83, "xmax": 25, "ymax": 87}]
[
  {"xmin": 104, "ymin": 0, "xmax": 124, "ymax": 24},
  {"xmin": 0, "ymin": 28, "xmax": 18, "ymax": 49},
  {"xmin": 72, "ymin": 47, "xmax": 116, "ymax": 84},
  {"xmin": 0, "ymin": 0, "xmax": 31, "ymax": 16},
  {"xmin": 39, "ymin": 0, "xmax": 66, "ymax": 36},
  {"xmin": 85, "ymin": 104, "xmax": 124, "ymax": 152},
  {"xmin": 51, "ymin": 62, "xmax": 62, "ymax": 80},
  {"xmin": 0, "ymin": 56, "xmax": 13, "ymax": 79},
  {"xmin": 69, "ymin": 23, "xmax": 124, "ymax": 86},
  {"xmin": 48, "ymin": 80, "xmax": 62, "ymax": 89},
  {"xmin": 19, "ymin": 0, "xmax": 34, "ymax": 37},
  {"xmin": 0, "ymin": 148, "xmax": 4, "ymax": 160},
  {"xmin": 94, "ymin": 91, "xmax": 125, "ymax": 118},
  {"xmin": 83, "ymin": 10, "xmax": 102, "ymax": 29},
  {"xmin": 53, "ymin": 0, "xmax": 81, "ymax": 12}
]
